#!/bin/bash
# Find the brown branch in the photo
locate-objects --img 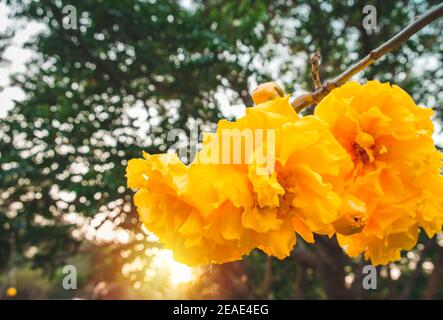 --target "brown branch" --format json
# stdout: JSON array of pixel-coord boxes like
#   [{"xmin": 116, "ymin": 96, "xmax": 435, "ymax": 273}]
[
  {"xmin": 398, "ymin": 239, "xmax": 435, "ymax": 299},
  {"xmin": 291, "ymin": 2, "xmax": 443, "ymax": 112},
  {"xmin": 261, "ymin": 256, "xmax": 272, "ymax": 299},
  {"xmin": 315, "ymin": 236, "xmax": 350, "ymax": 299},
  {"xmin": 387, "ymin": 264, "xmax": 398, "ymax": 299},
  {"xmin": 293, "ymin": 265, "xmax": 307, "ymax": 300},
  {"xmin": 423, "ymin": 246, "xmax": 443, "ymax": 300},
  {"xmin": 294, "ymin": 236, "xmax": 351, "ymax": 299},
  {"xmin": 310, "ymin": 51, "xmax": 322, "ymax": 90},
  {"xmin": 293, "ymin": 239, "xmax": 319, "ymax": 268},
  {"xmin": 350, "ymin": 259, "xmax": 365, "ymax": 299}
]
